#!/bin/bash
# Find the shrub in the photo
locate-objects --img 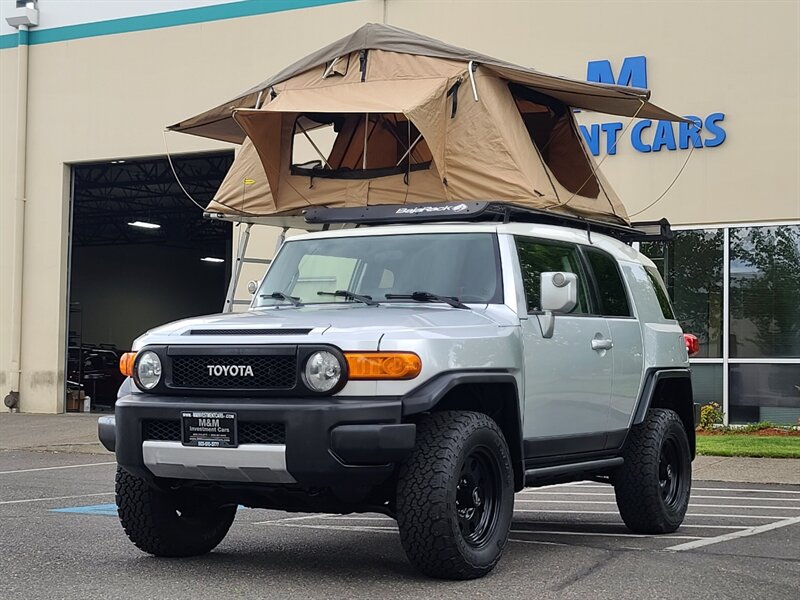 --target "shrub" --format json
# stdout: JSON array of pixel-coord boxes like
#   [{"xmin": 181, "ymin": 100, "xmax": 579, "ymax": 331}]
[{"xmin": 699, "ymin": 402, "xmax": 724, "ymax": 429}]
